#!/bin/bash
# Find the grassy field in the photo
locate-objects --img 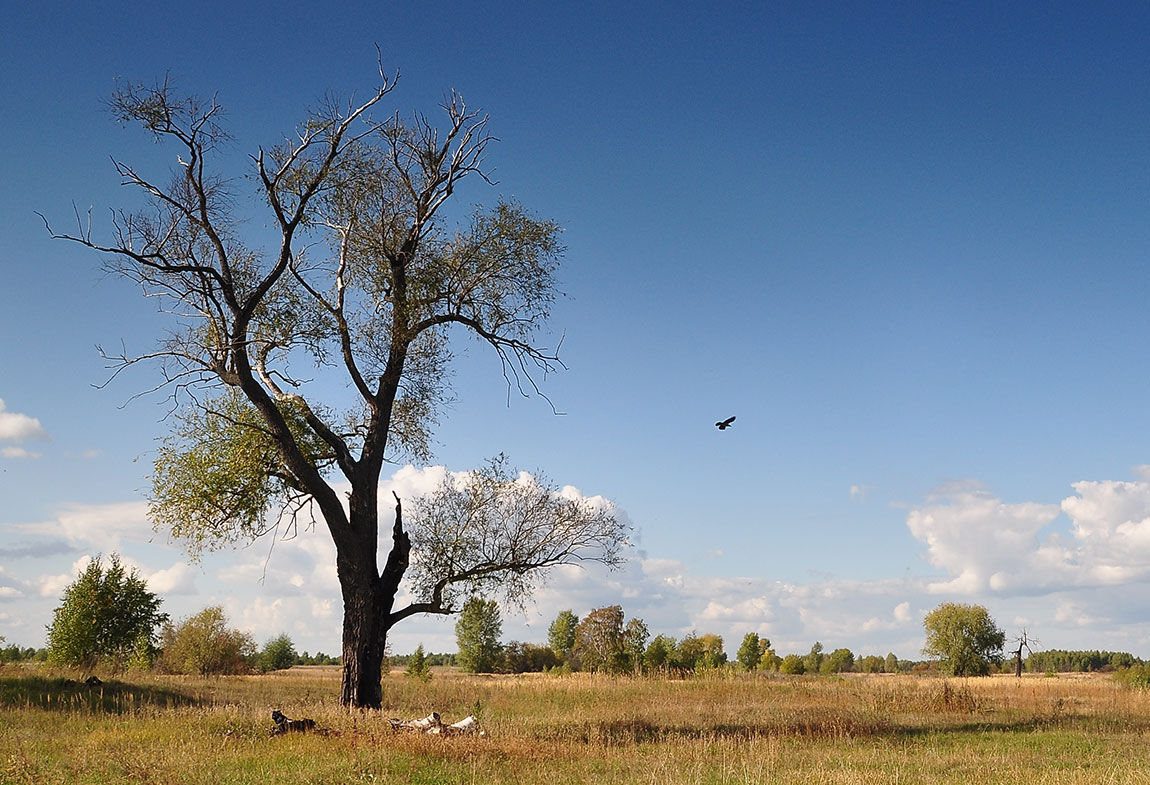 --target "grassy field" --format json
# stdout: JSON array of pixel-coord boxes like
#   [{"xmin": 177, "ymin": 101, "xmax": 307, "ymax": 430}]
[{"xmin": 3, "ymin": 665, "xmax": 1150, "ymax": 784}]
